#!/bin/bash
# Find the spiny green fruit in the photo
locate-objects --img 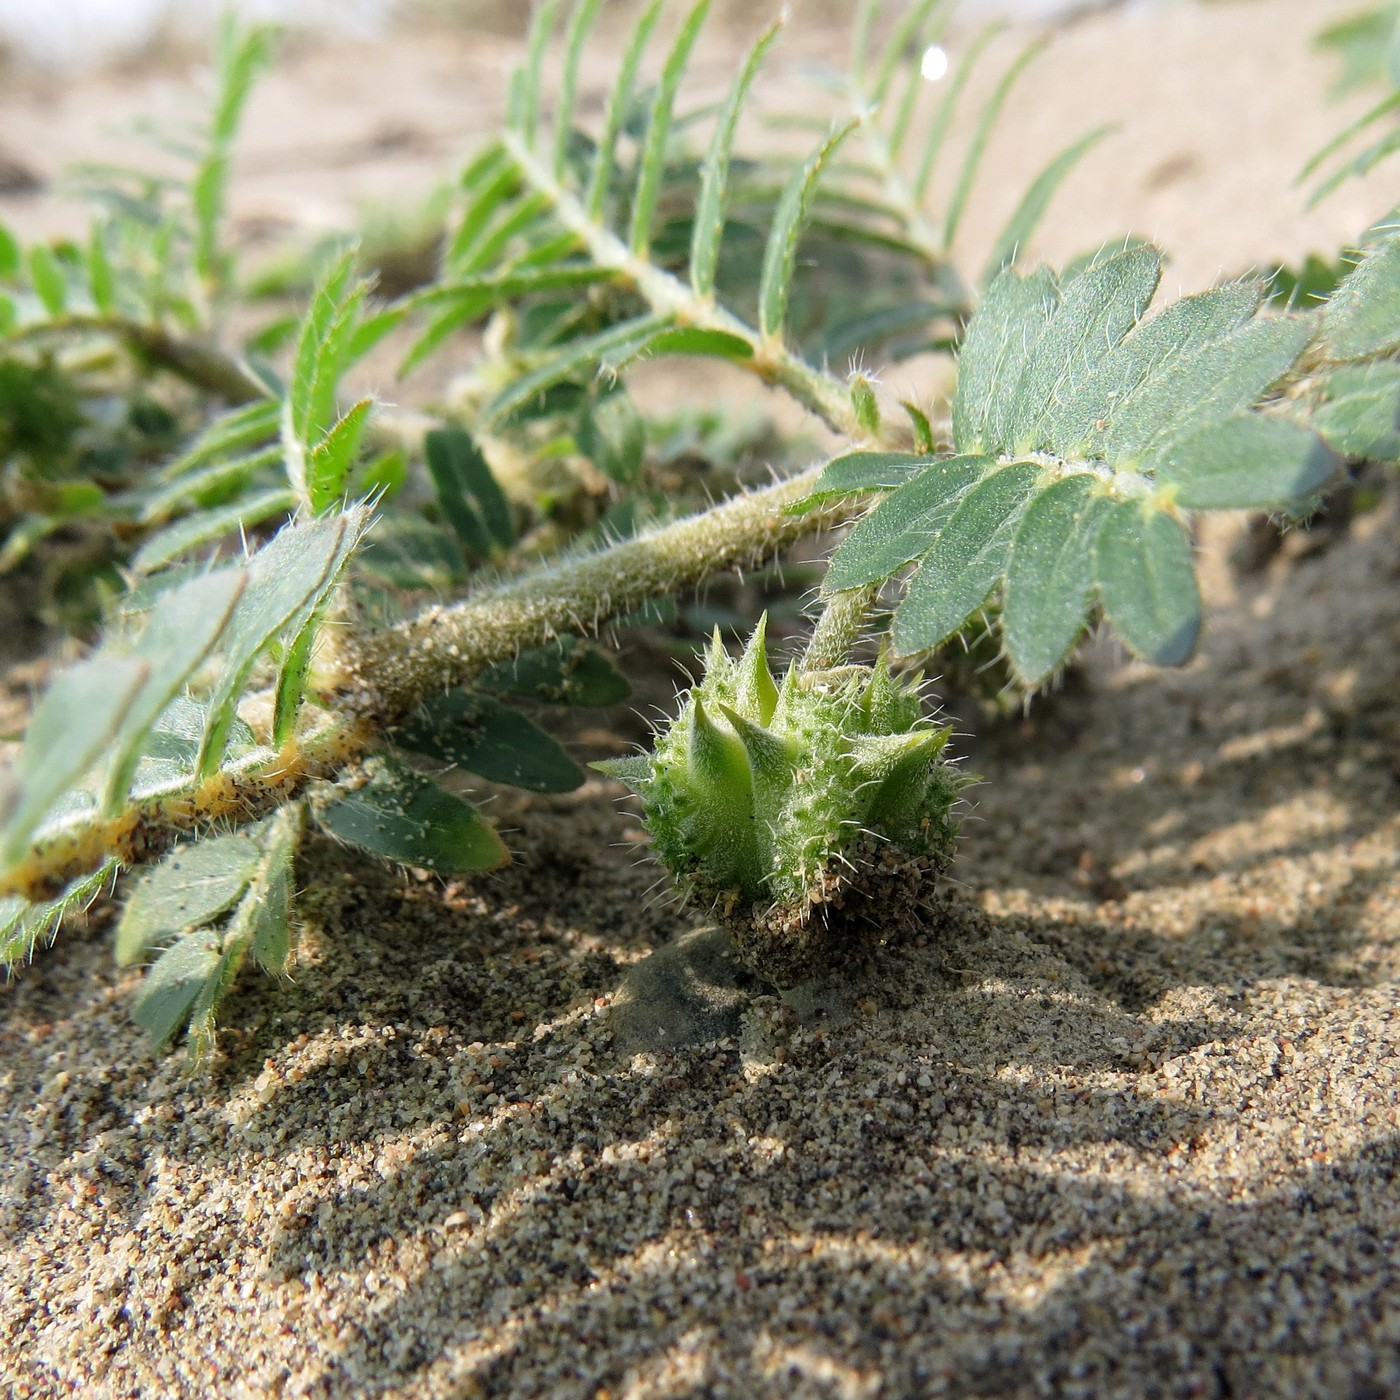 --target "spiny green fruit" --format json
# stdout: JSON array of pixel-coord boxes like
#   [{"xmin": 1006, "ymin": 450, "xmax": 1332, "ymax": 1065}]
[{"xmin": 594, "ymin": 617, "xmax": 967, "ymax": 986}]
